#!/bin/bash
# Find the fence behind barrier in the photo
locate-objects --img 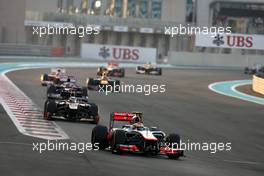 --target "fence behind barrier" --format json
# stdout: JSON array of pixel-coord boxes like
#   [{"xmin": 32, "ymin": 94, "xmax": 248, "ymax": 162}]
[{"xmin": 0, "ymin": 44, "xmax": 65, "ymax": 57}]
